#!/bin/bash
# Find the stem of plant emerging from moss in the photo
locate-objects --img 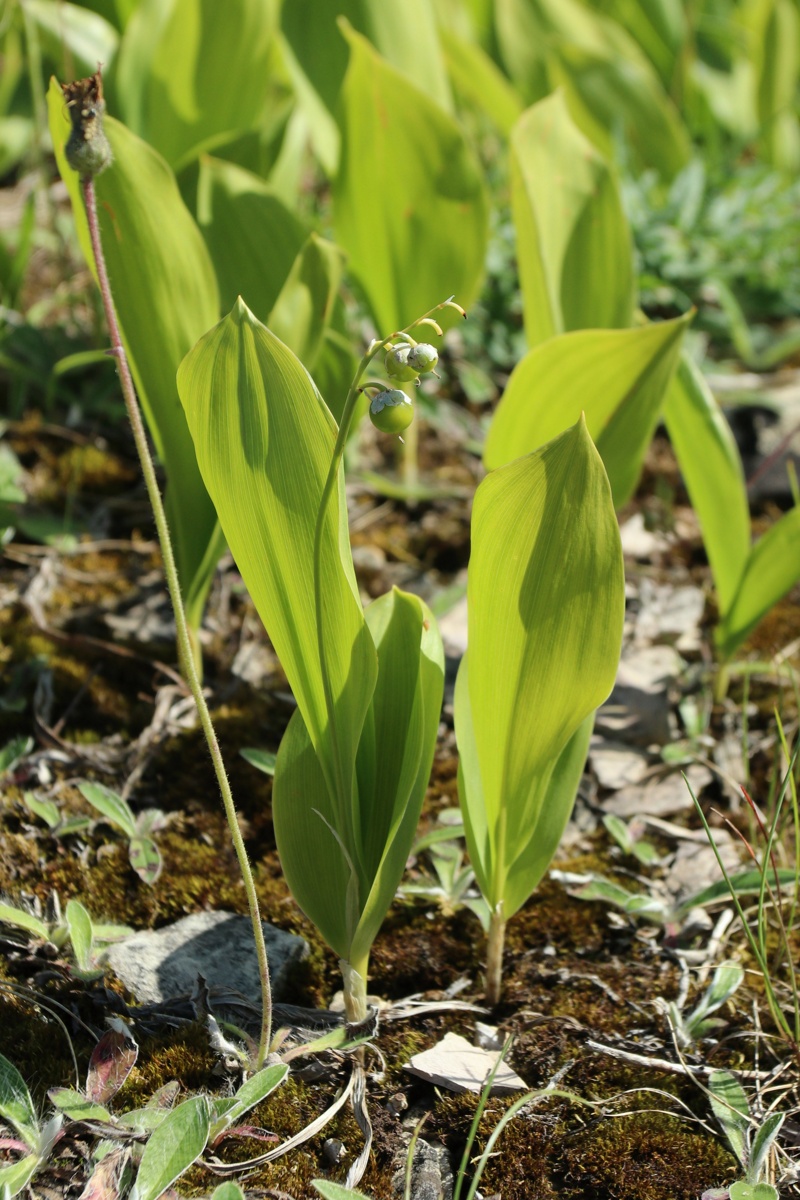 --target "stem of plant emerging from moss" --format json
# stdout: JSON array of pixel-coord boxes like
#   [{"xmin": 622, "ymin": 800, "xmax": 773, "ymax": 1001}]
[
  {"xmin": 485, "ymin": 907, "xmax": 506, "ymax": 1008},
  {"xmin": 81, "ymin": 176, "xmax": 272, "ymax": 1067}
]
